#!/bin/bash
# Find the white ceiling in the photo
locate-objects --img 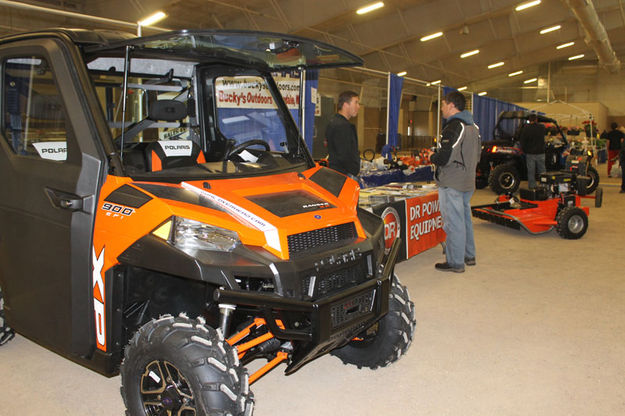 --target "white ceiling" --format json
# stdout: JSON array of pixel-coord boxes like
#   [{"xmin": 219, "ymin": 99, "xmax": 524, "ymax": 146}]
[{"xmin": 1, "ymin": 0, "xmax": 623, "ymax": 99}]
